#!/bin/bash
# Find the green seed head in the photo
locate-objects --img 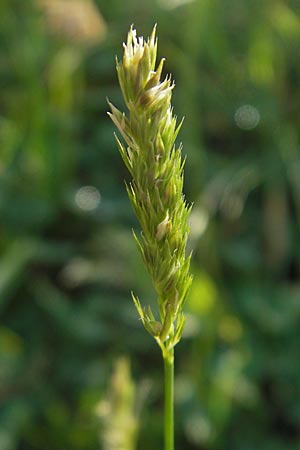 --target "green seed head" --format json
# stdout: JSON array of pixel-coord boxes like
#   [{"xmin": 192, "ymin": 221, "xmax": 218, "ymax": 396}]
[{"xmin": 109, "ymin": 26, "xmax": 192, "ymax": 357}]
